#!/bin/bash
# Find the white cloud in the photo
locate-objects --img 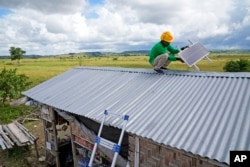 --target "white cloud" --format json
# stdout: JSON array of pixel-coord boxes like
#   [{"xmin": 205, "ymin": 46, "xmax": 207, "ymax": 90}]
[
  {"xmin": 0, "ymin": 0, "xmax": 249, "ymax": 55},
  {"xmin": 0, "ymin": 0, "xmax": 85, "ymax": 14}
]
